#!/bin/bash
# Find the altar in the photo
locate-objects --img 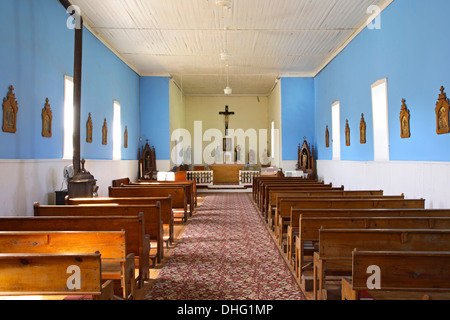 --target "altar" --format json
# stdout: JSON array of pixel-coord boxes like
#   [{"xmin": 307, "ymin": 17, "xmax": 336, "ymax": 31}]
[{"xmin": 210, "ymin": 163, "xmax": 245, "ymax": 184}]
